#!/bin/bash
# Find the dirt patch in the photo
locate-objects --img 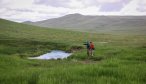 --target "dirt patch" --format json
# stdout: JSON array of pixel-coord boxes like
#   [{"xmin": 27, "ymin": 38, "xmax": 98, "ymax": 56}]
[
  {"xmin": 69, "ymin": 46, "xmax": 84, "ymax": 52},
  {"xmin": 79, "ymin": 60, "xmax": 97, "ymax": 64},
  {"xmin": 77, "ymin": 57, "xmax": 103, "ymax": 64}
]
